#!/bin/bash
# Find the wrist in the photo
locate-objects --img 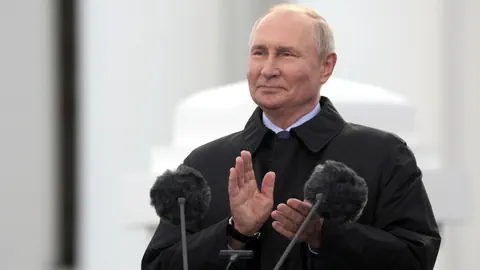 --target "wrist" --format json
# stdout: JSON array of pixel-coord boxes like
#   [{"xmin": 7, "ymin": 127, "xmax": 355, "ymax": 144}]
[
  {"xmin": 234, "ymin": 224, "xmax": 256, "ymax": 237},
  {"xmin": 227, "ymin": 235, "xmax": 247, "ymax": 250},
  {"xmin": 227, "ymin": 217, "xmax": 261, "ymax": 243}
]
